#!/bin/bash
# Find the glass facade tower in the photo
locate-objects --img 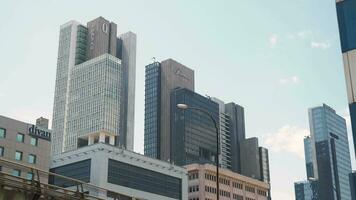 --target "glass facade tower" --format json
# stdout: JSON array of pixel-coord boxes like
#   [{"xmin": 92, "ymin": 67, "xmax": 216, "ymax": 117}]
[
  {"xmin": 170, "ymin": 88, "xmax": 219, "ymax": 166},
  {"xmin": 144, "ymin": 62, "xmax": 161, "ymax": 158},
  {"xmin": 295, "ymin": 104, "xmax": 352, "ymax": 200},
  {"xmin": 52, "ymin": 17, "xmax": 136, "ymax": 156}
]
